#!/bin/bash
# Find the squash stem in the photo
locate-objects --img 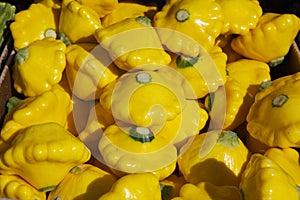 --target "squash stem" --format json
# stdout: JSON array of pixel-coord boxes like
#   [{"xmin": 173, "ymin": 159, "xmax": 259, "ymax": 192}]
[
  {"xmin": 44, "ymin": 28, "xmax": 57, "ymax": 39},
  {"xmin": 272, "ymin": 94, "xmax": 288, "ymax": 107},
  {"xmin": 175, "ymin": 9, "xmax": 190, "ymax": 22},
  {"xmin": 217, "ymin": 131, "xmax": 239, "ymax": 148},
  {"xmin": 135, "ymin": 72, "xmax": 152, "ymax": 84},
  {"xmin": 129, "ymin": 126, "xmax": 155, "ymax": 143},
  {"xmin": 15, "ymin": 48, "xmax": 28, "ymax": 64},
  {"xmin": 6, "ymin": 96, "xmax": 21, "ymax": 112},
  {"xmin": 135, "ymin": 16, "xmax": 152, "ymax": 26}
]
